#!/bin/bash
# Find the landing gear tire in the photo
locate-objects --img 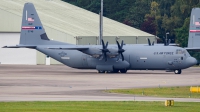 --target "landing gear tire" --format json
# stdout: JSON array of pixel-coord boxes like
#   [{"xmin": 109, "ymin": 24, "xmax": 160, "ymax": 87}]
[
  {"xmin": 107, "ymin": 71, "xmax": 113, "ymax": 73},
  {"xmin": 113, "ymin": 69, "xmax": 119, "ymax": 73},
  {"xmin": 98, "ymin": 70, "xmax": 105, "ymax": 73},
  {"xmin": 120, "ymin": 69, "xmax": 127, "ymax": 73},
  {"xmin": 174, "ymin": 69, "xmax": 181, "ymax": 74}
]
